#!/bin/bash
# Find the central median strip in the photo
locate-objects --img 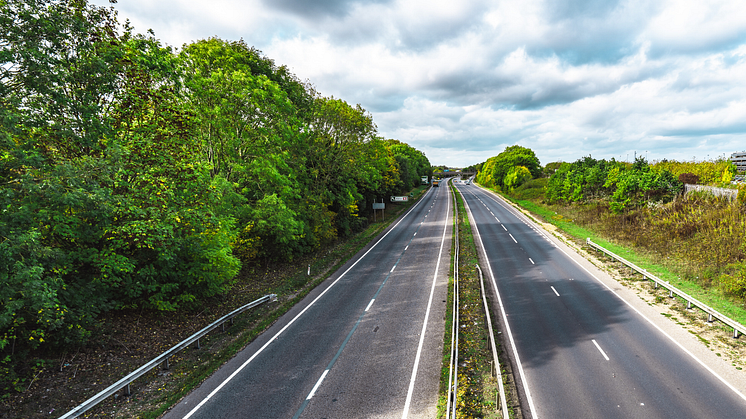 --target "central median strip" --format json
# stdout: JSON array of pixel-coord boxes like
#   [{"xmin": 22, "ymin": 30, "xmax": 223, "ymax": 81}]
[{"xmin": 439, "ymin": 183, "xmax": 520, "ymax": 418}]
